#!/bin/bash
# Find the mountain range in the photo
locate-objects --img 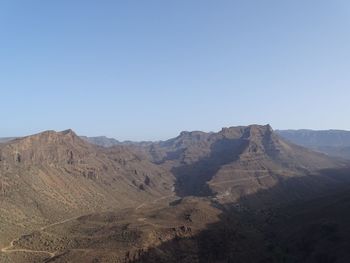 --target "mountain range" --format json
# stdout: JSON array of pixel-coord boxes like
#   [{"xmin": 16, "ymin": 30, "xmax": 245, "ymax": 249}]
[
  {"xmin": 277, "ymin": 129, "xmax": 350, "ymax": 159},
  {"xmin": 1, "ymin": 125, "xmax": 350, "ymax": 262},
  {"xmin": 80, "ymin": 128, "xmax": 350, "ymax": 160}
]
